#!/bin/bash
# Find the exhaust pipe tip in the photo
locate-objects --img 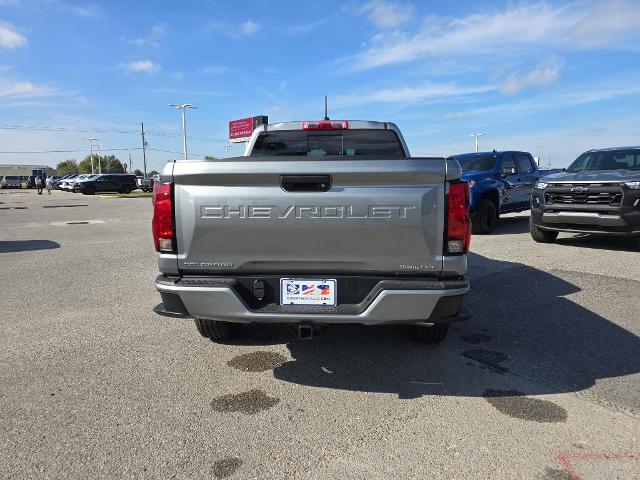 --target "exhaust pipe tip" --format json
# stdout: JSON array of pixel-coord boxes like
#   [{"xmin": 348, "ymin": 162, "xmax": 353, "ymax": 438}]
[{"xmin": 297, "ymin": 323, "xmax": 314, "ymax": 340}]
